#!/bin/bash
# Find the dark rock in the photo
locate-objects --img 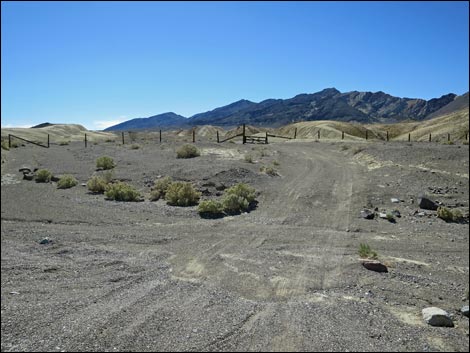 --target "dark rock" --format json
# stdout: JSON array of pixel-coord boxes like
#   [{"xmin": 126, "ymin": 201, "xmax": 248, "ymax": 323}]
[
  {"xmin": 51, "ymin": 175, "xmax": 60, "ymax": 182},
  {"xmin": 362, "ymin": 260, "xmax": 388, "ymax": 273},
  {"xmin": 39, "ymin": 237, "xmax": 52, "ymax": 245},
  {"xmin": 422, "ymin": 307, "xmax": 454, "ymax": 327},
  {"xmin": 418, "ymin": 196, "xmax": 438, "ymax": 210},
  {"xmin": 462, "ymin": 305, "xmax": 469, "ymax": 317},
  {"xmin": 19, "ymin": 166, "xmax": 32, "ymax": 173},
  {"xmin": 23, "ymin": 172, "xmax": 35, "ymax": 181},
  {"xmin": 215, "ymin": 183, "xmax": 226, "ymax": 191},
  {"xmin": 360, "ymin": 209, "xmax": 375, "ymax": 219}
]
